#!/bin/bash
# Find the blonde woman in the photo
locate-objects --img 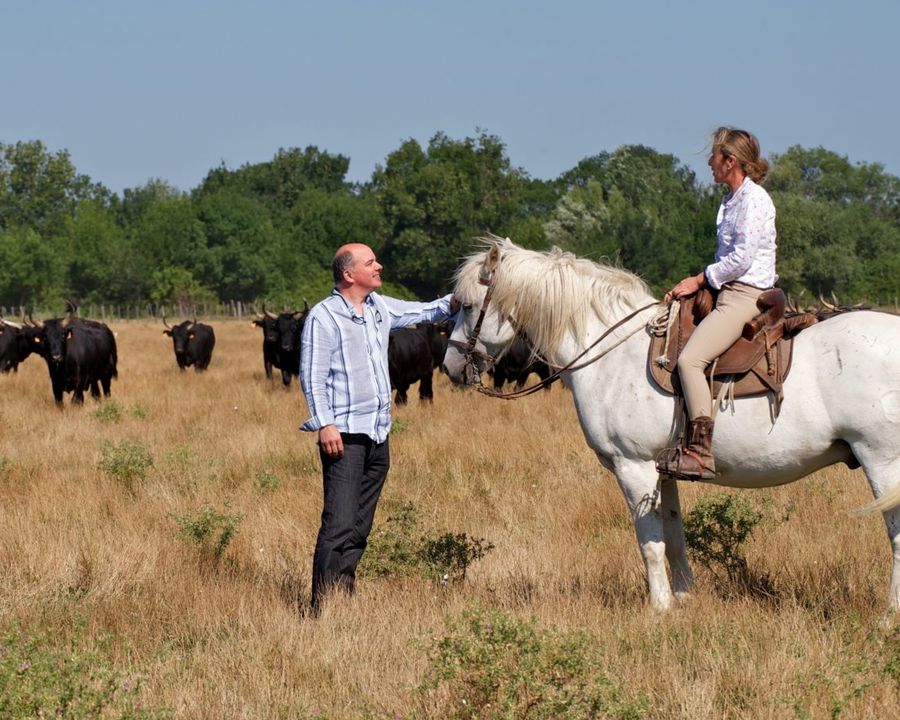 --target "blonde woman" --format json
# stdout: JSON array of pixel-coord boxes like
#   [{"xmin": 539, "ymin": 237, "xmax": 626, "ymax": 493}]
[{"xmin": 657, "ymin": 127, "xmax": 777, "ymax": 480}]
